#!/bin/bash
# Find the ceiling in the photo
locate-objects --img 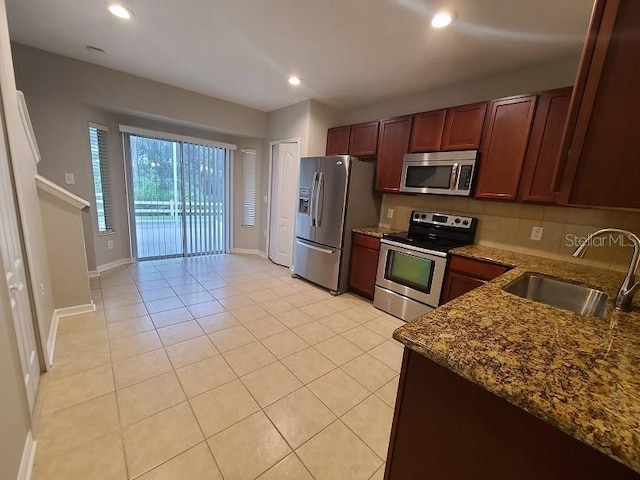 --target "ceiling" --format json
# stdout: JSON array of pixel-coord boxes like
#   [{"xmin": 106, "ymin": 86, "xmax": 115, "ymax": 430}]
[{"xmin": 5, "ymin": 0, "xmax": 594, "ymax": 112}]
